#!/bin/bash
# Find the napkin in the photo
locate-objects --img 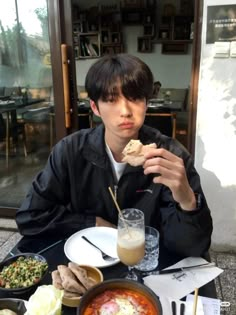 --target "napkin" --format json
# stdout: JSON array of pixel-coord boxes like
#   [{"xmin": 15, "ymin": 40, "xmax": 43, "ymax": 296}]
[{"xmin": 144, "ymin": 257, "xmax": 223, "ymax": 300}]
